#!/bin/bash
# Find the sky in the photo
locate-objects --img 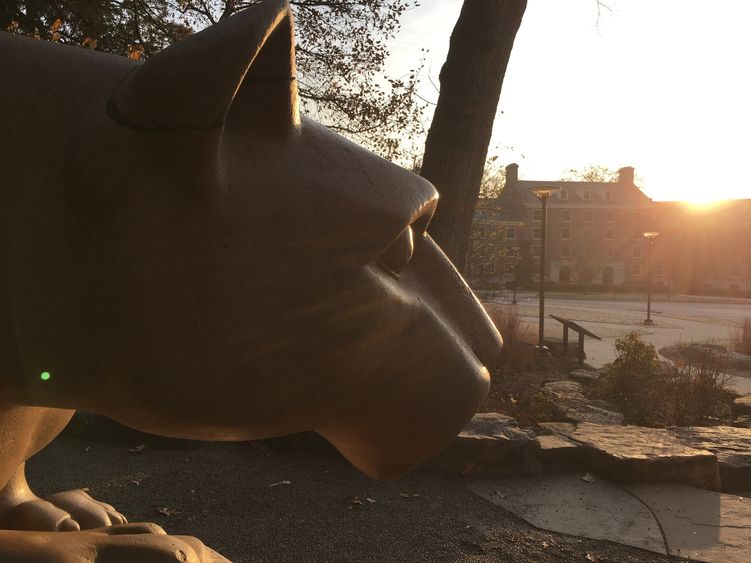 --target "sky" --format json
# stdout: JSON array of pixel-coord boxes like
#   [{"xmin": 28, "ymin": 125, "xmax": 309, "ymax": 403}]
[{"xmin": 386, "ymin": 0, "xmax": 751, "ymax": 203}]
